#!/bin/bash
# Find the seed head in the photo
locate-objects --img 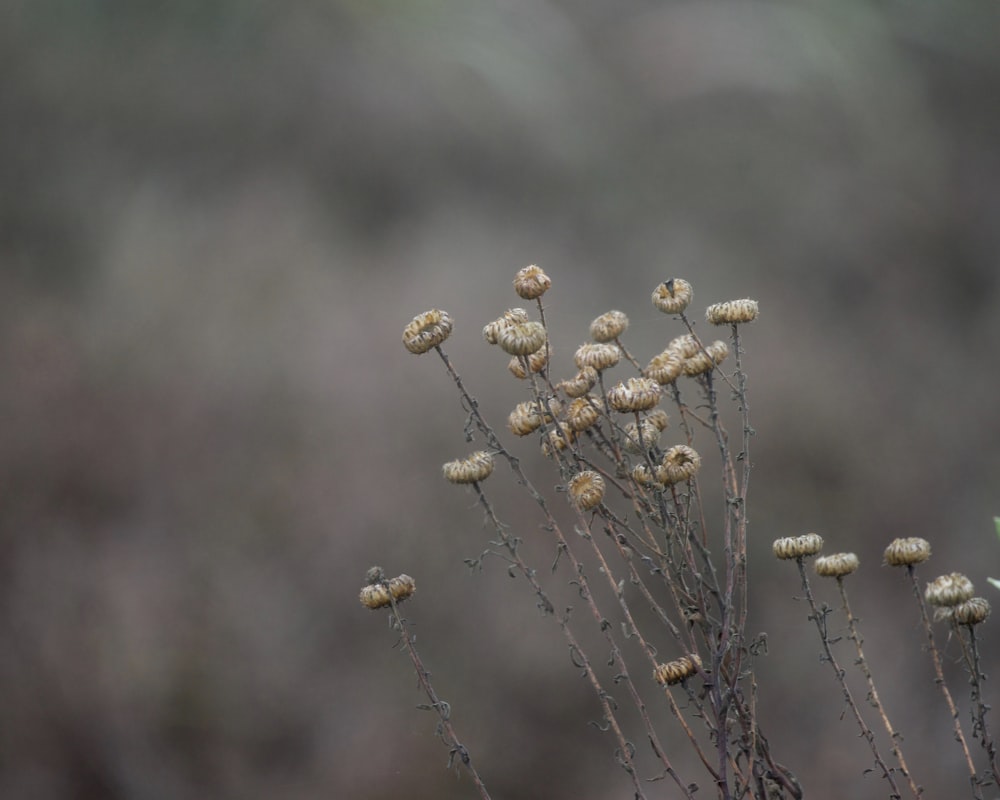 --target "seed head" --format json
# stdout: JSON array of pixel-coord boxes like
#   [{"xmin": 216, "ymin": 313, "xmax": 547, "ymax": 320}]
[
  {"xmin": 364, "ymin": 565, "xmax": 386, "ymax": 585},
  {"xmin": 359, "ymin": 573, "xmax": 416, "ymax": 610},
  {"xmin": 442, "ymin": 451, "xmax": 495, "ymax": 484},
  {"xmin": 883, "ymin": 537, "xmax": 931, "ymax": 566},
  {"xmin": 541, "ymin": 422, "xmax": 576, "ymax": 457},
  {"xmin": 773, "ymin": 533, "xmax": 824, "ymax": 560},
  {"xmin": 656, "ymin": 445, "xmax": 701, "ymax": 485},
  {"xmin": 556, "ymin": 367, "xmax": 598, "ymax": 398},
  {"xmin": 683, "ymin": 341, "xmax": 729, "ymax": 376},
  {"xmin": 925, "ymin": 572, "xmax": 974, "ymax": 607},
  {"xmin": 607, "ymin": 377, "xmax": 661, "ymax": 413},
  {"xmin": 568, "ymin": 470, "xmax": 606, "ymax": 511},
  {"xmin": 653, "ymin": 654, "xmax": 701, "ymax": 686},
  {"xmin": 513, "ymin": 264, "xmax": 551, "ymax": 300},
  {"xmin": 644, "ymin": 349, "xmax": 684, "ymax": 385},
  {"xmin": 590, "ymin": 310, "xmax": 629, "ymax": 342},
  {"xmin": 403, "ymin": 309, "xmax": 453, "ymax": 354},
  {"xmin": 483, "ymin": 308, "xmax": 529, "ymax": 344},
  {"xmin": 814, "ymin": 553, "xmax": 860, "ymax": 578},
  {"xmin": 508, "ymin": 348, "xmax": 549, "ymax": 379},
  {"xmin": 498, "ymin": 321, "xmax": 547, "ymax": 356},
  {"xmin": 631, "ymin": 463, "xmax": 656, "ymax": 486},
  {"xmin": 507, "ymin": 399, "xmax": 561, "ymax": 436},
  {"xmin": 652, "ymin": 279, "xmax": 693, "ymax": 315},
  {"xmin": 623, "ymin": 419, "xmax": 661, "ymax": 454},
  {"xmin": 646, "ymin": 409, "xmax": 670, "ymax": 431},
  {"xmin": 952, "ymin": 597, "xmax": 991, "ymax": 626},
  {"xmin": 667, "ymin": 334, "xmax": 700, "ymax": 359},
  {"xmin": 574, "ymin": 342, "xmax": 621, "ymax": 371},
  {"xmin": 566, "ymin": 396, "xmax": 601, "ymax": 432},
  {"xmin": 706, "ymin": 299, "xmax": 759, "ymax": 325}
]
